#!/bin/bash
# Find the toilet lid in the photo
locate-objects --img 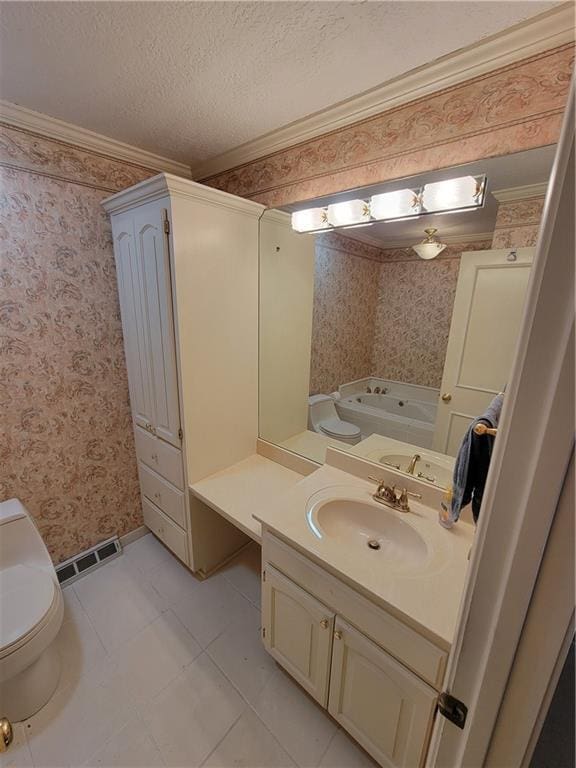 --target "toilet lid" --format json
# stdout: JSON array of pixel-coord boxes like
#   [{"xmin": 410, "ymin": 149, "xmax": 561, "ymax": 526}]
[
  {"xmin": 0, "ymin": 565, "xmax": 55, "ymax": 650},
  {"xmin": 319, "ymin": 417, "xmax": 361, "ymax": 439}
]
